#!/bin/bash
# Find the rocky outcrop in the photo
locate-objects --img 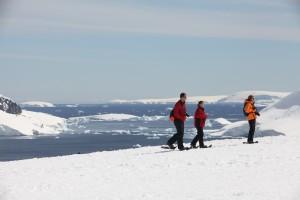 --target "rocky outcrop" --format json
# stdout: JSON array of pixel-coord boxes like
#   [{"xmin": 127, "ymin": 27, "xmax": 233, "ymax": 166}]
[{"xmin": 0, "ymin": 96, "xmax": 22, "ymax": 114}]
